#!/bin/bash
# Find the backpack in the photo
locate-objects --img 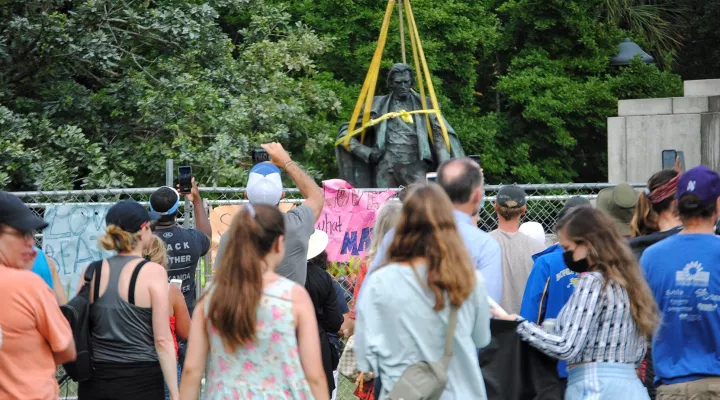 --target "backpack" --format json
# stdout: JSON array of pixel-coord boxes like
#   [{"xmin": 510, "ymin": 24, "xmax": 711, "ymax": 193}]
[
  {"xmin": 60, "ymin": 260, "xmax": 102, "ymax": 382},
  {"xmin": 386, "ymin": 306, "xmax": 458, "ymax": 400}
]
